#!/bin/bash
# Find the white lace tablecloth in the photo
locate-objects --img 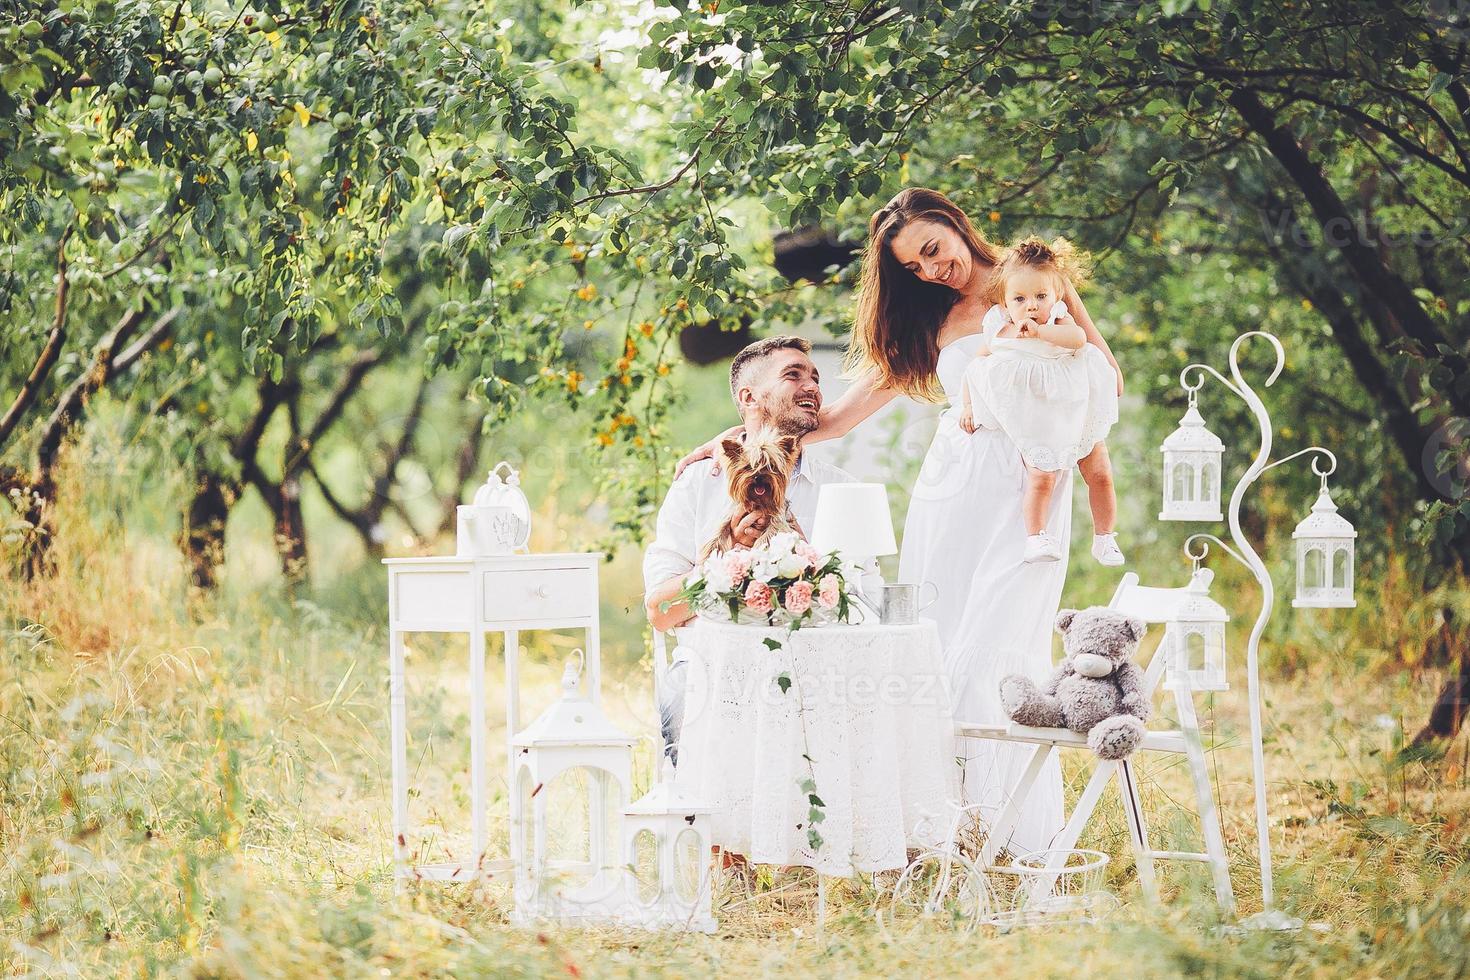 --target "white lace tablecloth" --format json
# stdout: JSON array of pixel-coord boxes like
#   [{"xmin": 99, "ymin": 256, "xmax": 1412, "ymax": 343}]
[{"xmin": 673, "ymin": 617, "xmax": 956, "ymax": 876}]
